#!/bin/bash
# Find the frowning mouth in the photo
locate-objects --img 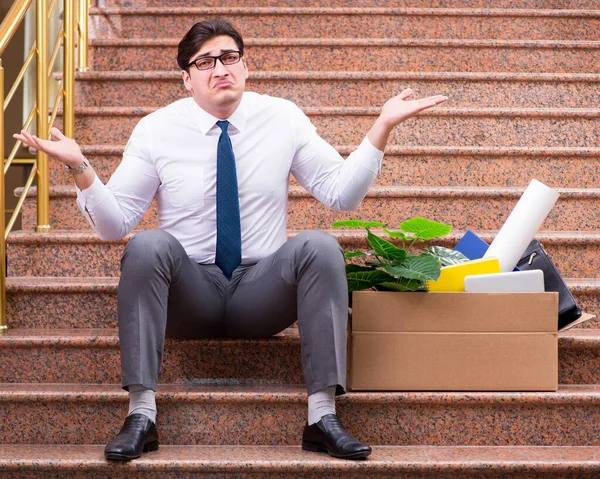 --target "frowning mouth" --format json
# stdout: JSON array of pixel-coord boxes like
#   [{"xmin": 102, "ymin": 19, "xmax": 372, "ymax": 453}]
[{"xmin": 214, "ymin": 81, "xmax": 233, "ymax": 89}]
